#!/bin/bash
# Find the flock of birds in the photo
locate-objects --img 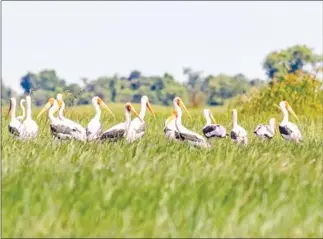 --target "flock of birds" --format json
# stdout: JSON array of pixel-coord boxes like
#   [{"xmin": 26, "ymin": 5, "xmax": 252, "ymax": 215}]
[{"xmin": 7, "ymin": 94, "xmax": 302, "ymax": 148}]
